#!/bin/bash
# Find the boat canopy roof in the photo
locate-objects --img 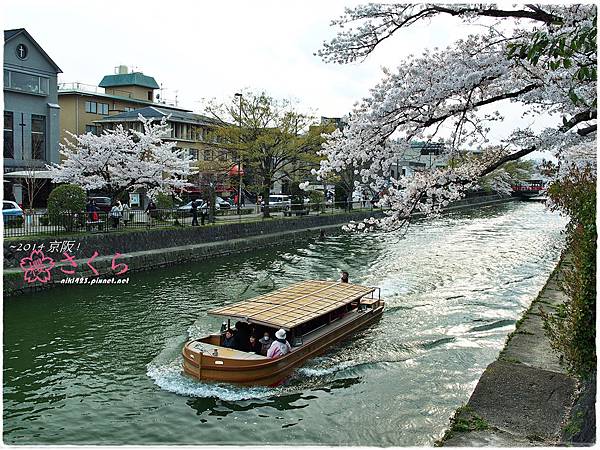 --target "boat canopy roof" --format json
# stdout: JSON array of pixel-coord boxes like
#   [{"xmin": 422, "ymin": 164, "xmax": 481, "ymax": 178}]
[{"xmin": 208, "ymin": 280, "xmax": 376, "ymax": 331}]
